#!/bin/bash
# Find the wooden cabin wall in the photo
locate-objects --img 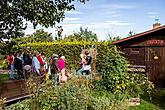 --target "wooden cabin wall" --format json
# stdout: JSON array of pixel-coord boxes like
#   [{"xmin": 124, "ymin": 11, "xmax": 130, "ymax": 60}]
[
  {"xmin": 145, "ymin": 47, "xmax": 165, "ymax": 86},
  {"xmin": 122, "ymin": 47, "xmax": 145, "ymax": 65},
  {"xmin": 118, "ymin": 30, "xmax": 165, "ymax": 86}
]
